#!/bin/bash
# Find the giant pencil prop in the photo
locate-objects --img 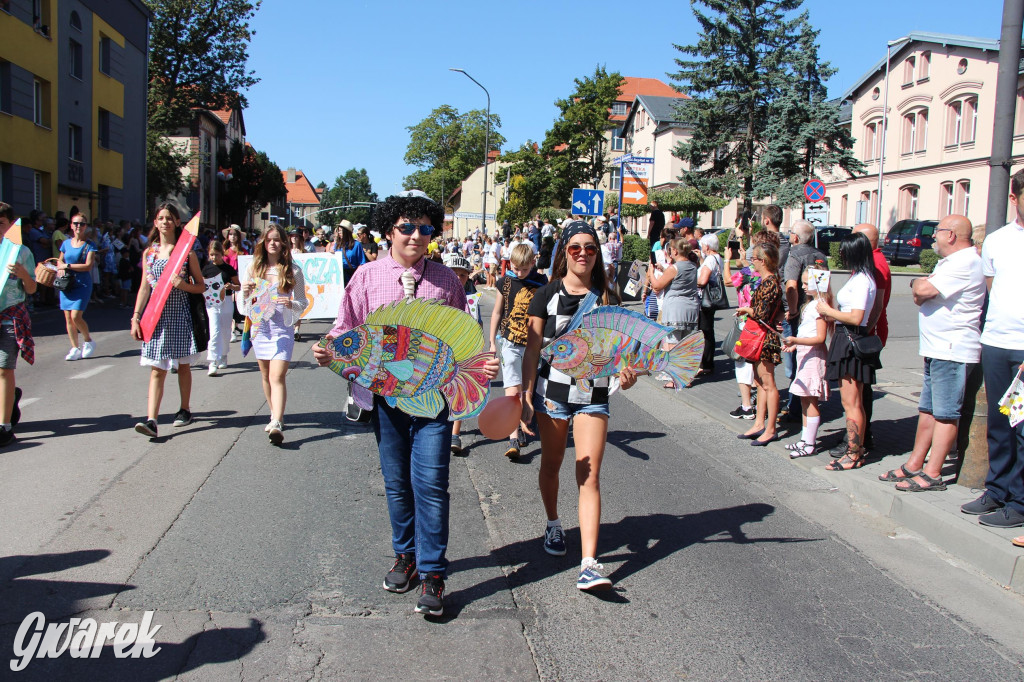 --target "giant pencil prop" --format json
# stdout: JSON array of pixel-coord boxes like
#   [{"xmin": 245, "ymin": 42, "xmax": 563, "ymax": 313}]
[
  {"xmin": 140, "ymin": 213, "xmax": 201, "ymax": 343},
  {"xmin": 0, "ymin": 219, "xmax": 24, "ymax": 293}
]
